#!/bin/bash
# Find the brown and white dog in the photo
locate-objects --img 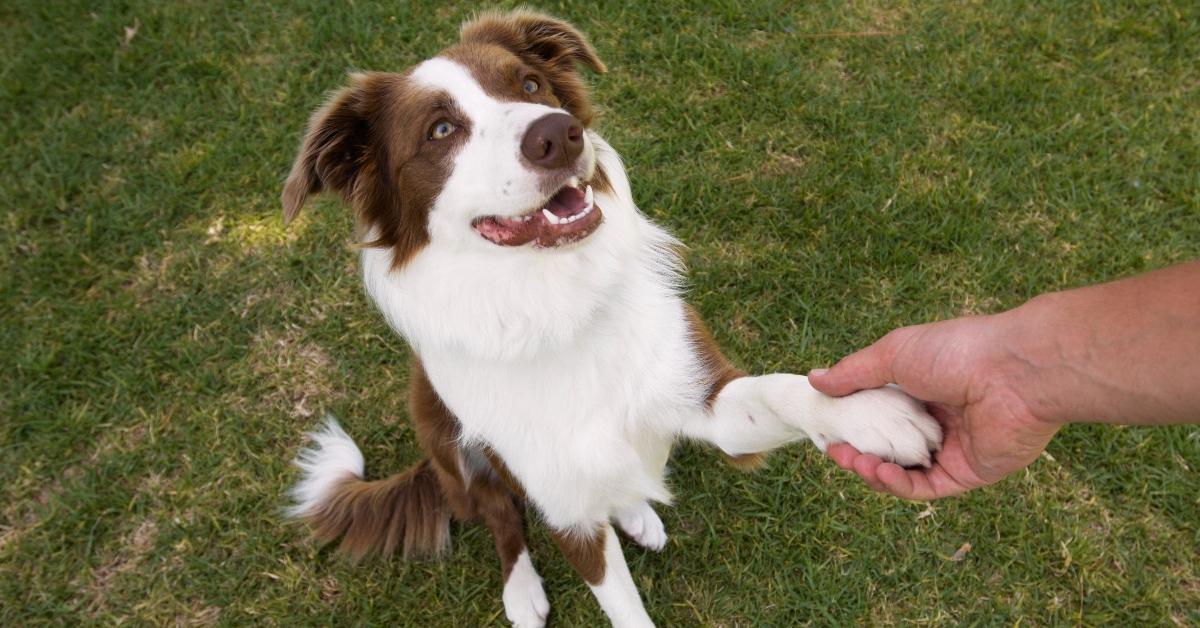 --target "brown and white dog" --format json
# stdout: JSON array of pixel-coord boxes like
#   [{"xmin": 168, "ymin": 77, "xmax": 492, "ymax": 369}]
[{"xmin": 284, "ymin": 11, "xmax": 940, "ymax": 627}]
